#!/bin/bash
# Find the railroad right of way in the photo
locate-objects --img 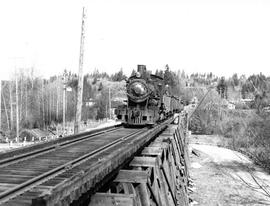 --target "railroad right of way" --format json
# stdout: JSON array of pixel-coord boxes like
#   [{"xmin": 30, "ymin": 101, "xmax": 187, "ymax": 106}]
[{"xmin": 0, "ymin": 113, "xmax": 191, "ymax": 206}]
